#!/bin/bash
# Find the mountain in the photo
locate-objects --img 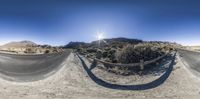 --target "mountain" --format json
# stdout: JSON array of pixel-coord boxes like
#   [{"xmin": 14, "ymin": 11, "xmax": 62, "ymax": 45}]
[
  {"xmin": 64, "ymin": 42, "xmax": 89, "ymax": 49},
  {"xmin": 1, "ymin": 40, "xmax": 38, "ymax": 48},
  {"xmin": 92, "ymin": 37, "xmax": 142, "ymax": 44},
  {"xmin": 91, "ymin": 37, "xmax": 143, "ymax": 47},
  {"xmin": 64, "ymin": 37, "xmax": 143, "ymax": 49},
  {"xmin": 0, "ymin": 41, "xmax": 63, "ymax": 54}
]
